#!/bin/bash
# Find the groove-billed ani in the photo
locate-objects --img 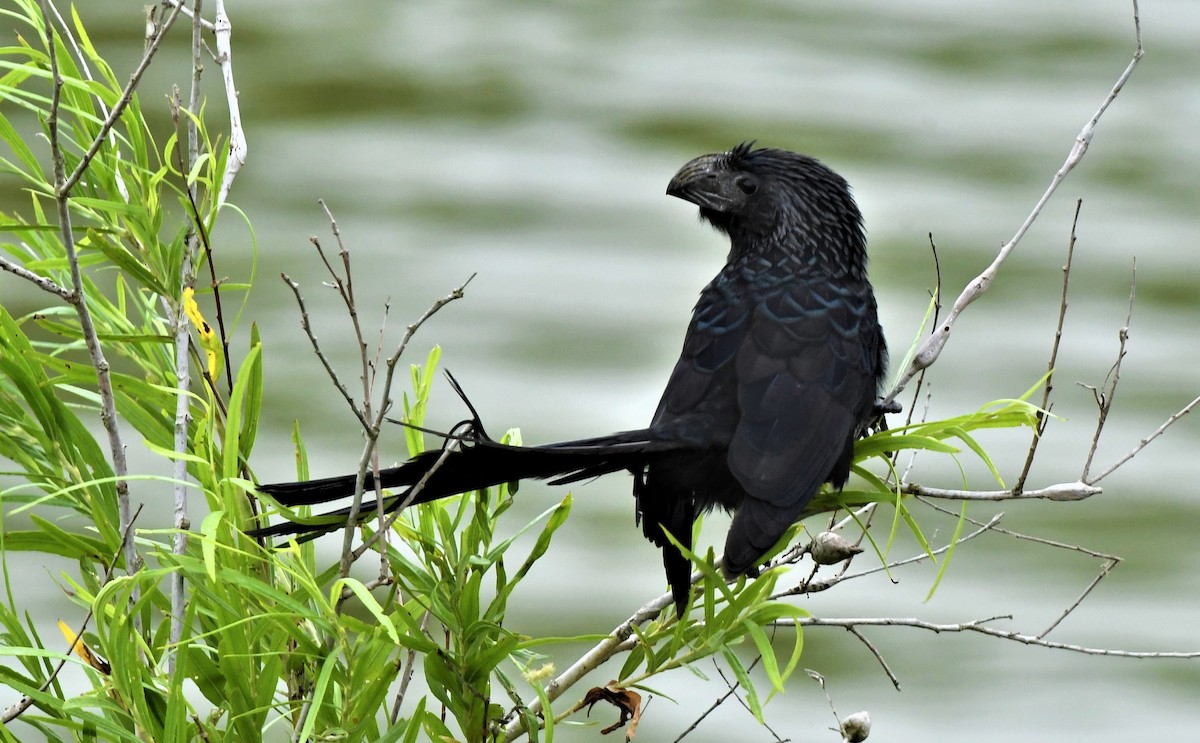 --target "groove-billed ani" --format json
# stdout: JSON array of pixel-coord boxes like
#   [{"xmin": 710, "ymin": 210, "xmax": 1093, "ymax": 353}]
[{"xmin": 253, "ymin": 143, "xmax": 887, "ymax": 613}]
